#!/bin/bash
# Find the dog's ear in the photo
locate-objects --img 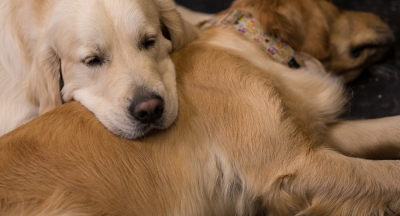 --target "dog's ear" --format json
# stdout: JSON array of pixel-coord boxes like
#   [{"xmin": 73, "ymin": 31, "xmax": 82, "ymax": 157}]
[
  {"xmin": 231, "ymin": 0, "xmax": 331, "ymax": 60},
  {"xmin": 25, "ymin": 42, "xmax": 63, "ymax": 115},
  {"xmin": 264, "ymin": 0, "xmax": 331, "ymax": 60},
  {"xmin": 154, "ymin": 0, "xmax": 199, "ymax": 50}
]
